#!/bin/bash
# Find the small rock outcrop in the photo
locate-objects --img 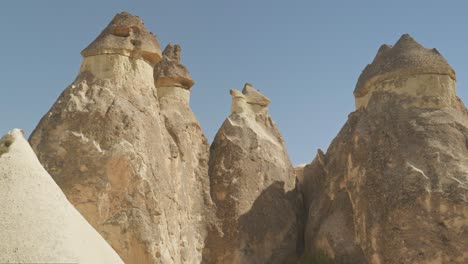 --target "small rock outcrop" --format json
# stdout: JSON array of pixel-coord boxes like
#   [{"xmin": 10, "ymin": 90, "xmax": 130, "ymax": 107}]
[
  {"xmin": 205, "ymin": 83, "xmax": 301, "ymax": 263},
  {"xmin": 302, "ymin": 35, "xmax": 468, "ymax": 263},
  {"xmin": 30, "ymin": 13, "xmax": 209, "ymax": 263},
  {"xmin": 0, "ymin": 129, "xmax": 123, "ymax": 264}
]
